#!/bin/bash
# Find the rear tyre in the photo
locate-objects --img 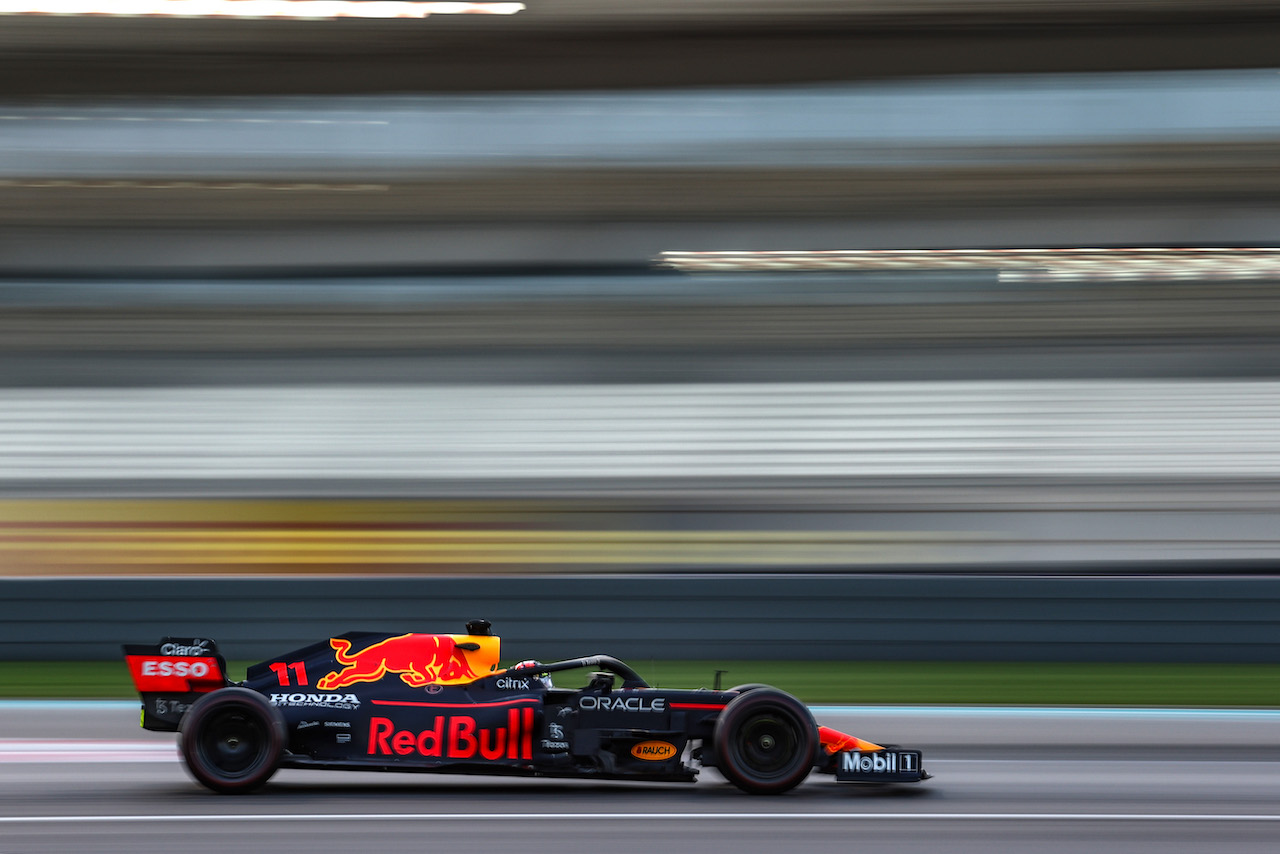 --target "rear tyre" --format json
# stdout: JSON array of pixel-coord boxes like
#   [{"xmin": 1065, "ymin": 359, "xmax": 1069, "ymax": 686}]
[
  {"xmin": 726, "ymin": 683, "xmax": 770, "ymax": 694},
  {"xmin": 180, "ymin": 688, "xmax": 285, "ymax": 794},
  {"xmin": 712, "ymin": 687, "xmax": 817, "ymax": 795}
]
